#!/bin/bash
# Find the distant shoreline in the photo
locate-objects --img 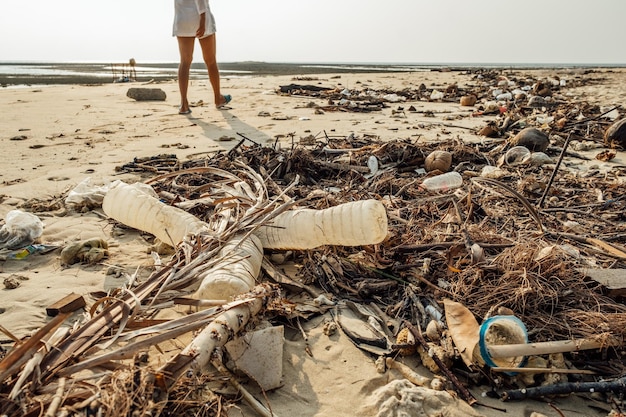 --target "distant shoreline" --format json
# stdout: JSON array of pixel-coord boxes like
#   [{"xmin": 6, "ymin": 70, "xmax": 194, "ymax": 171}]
[{"xmin": 1, "ymin": 61, "xmax": 624, "ymax": 87}]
